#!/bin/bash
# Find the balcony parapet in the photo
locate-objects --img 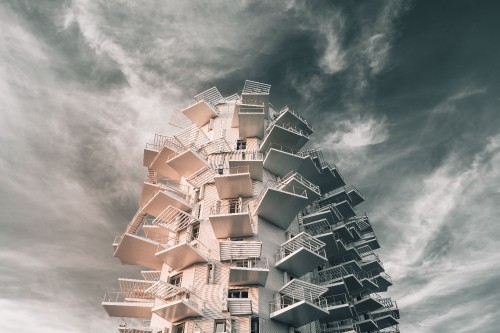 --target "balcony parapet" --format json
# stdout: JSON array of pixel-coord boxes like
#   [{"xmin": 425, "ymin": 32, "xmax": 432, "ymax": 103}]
[
  {"xmin": 220, "ymin": 240, "xmax": 262, "ymax": 261},
  {"xmin": 117, "ymin": 319, "xmax": 162, "ymax": 333},
  {"xmin": 209, "ymin": 199, "xmax": 253, "ymax": 238},
  {"xmin": 274, "ymin": 105, "xmax": 313, "ymax": 133},
  {"xmin": 318, "ymin": 319, "xmax": 360, "ymax": 333},
  {"xmin": 281, "ymin": 170, "xmax": 321, "ymax": 198},
  {"xmin": 229, "ymin": 258, "xmax": 269, "ymax": 286},
  {"xmin": 214, "ymin": 166, "xmax": 253, "ymax": 199},
  {"xmin": 155, "ymin": 232, "xmax": 211, "ymax": 270},
  {"xmin": 145, "ymin": 134, "xmax": 184, "ymax": 153},
  {"xmin": 152, "ymin": 286, "xmax": 204, "ymax": 322},
  {"xmin": 102, "ymin": 291, "xmax": 154, "ymax": 318},
  {"xmin": 149, "ymin": 205, "xmax": 199, "ymax": 233}
]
